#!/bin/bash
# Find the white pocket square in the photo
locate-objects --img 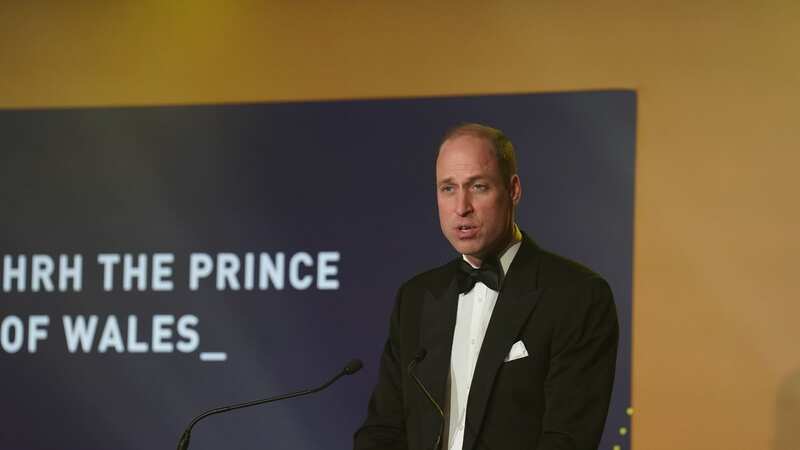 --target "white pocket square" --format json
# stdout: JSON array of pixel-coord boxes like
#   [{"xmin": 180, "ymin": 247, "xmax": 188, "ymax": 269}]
[{"xmin": 504, "ymin": 340, "xmax": 529, "ymax": 362}]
